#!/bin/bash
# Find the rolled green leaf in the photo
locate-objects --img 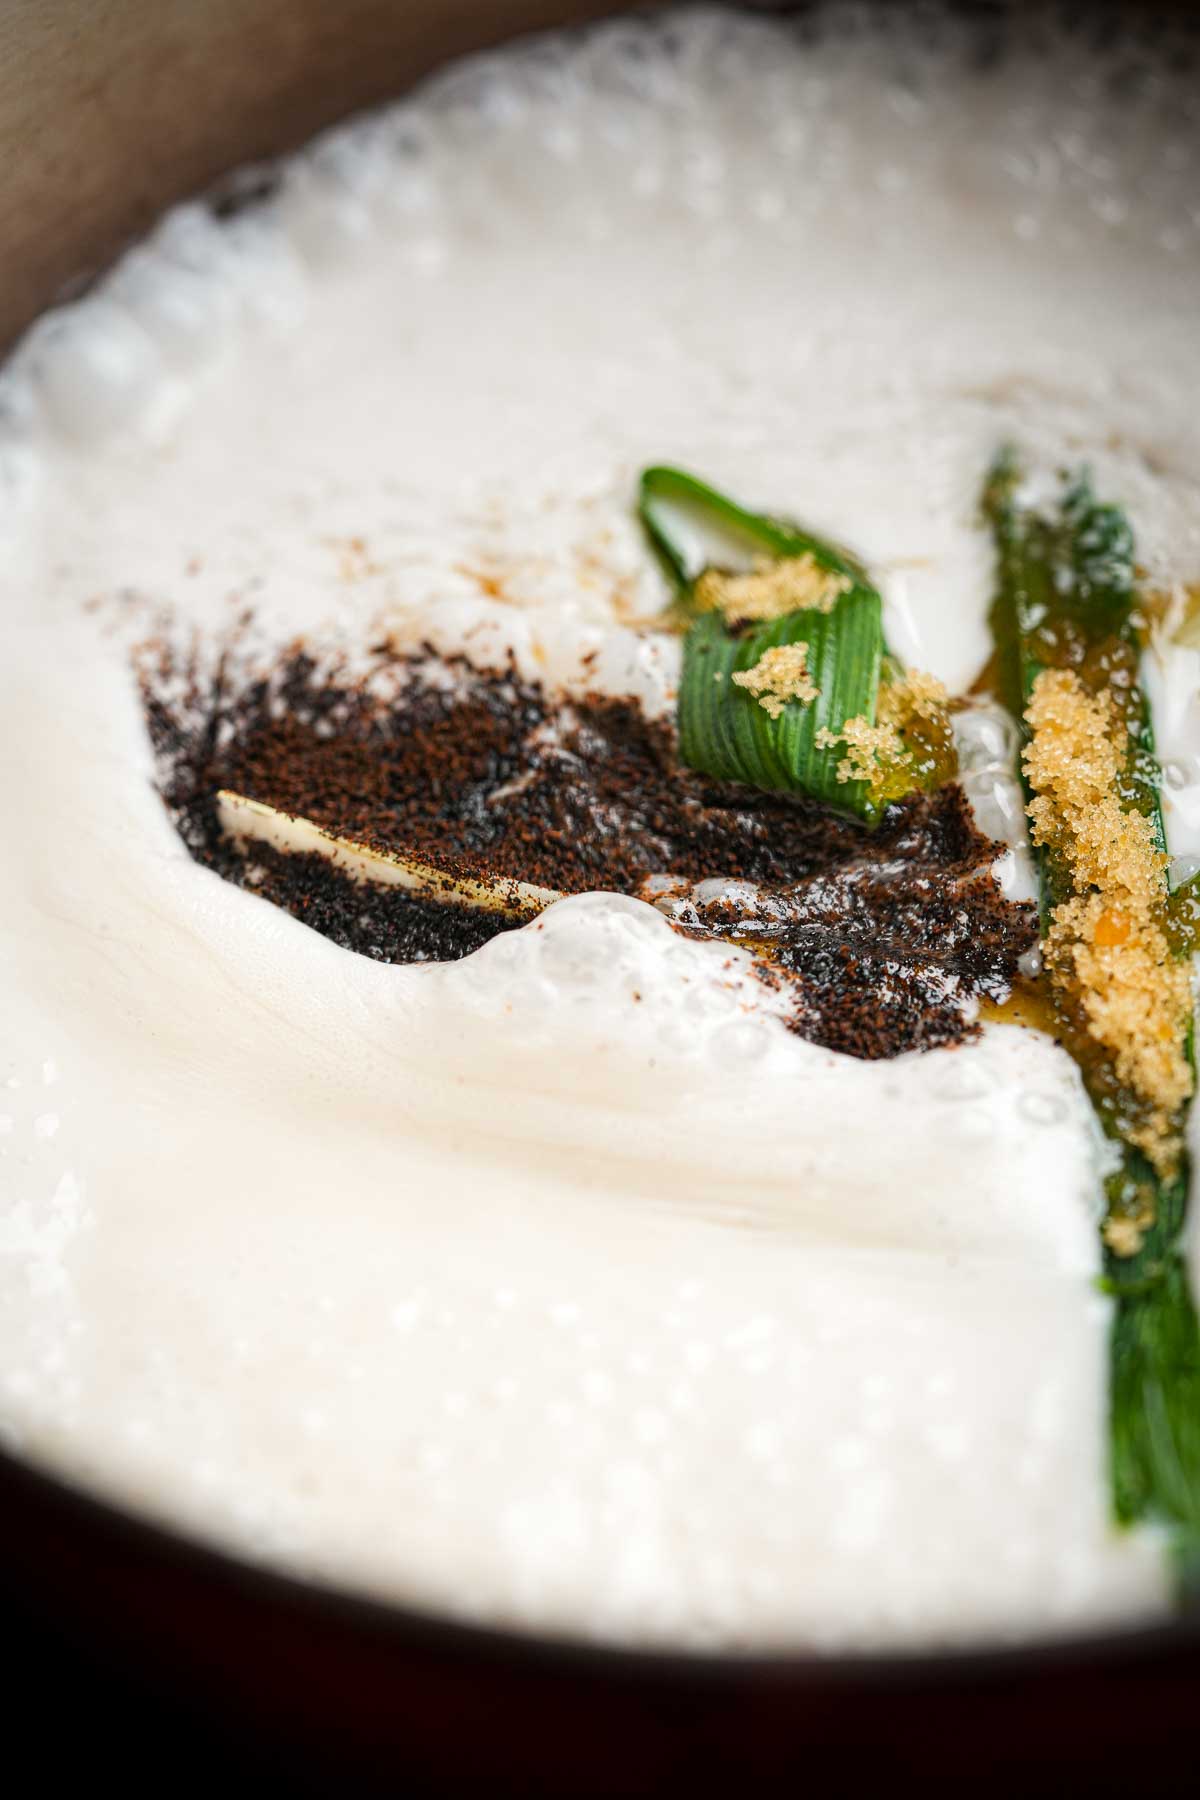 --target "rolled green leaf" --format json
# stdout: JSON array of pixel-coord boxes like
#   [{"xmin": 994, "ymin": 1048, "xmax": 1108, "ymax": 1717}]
[
  {"xmin": 639, "ymin": 465, "xmax": 918, "ymax": 821},
  {"xmin": 679, "ymin": 598, "xmax": 882, "ymax": 815}
]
